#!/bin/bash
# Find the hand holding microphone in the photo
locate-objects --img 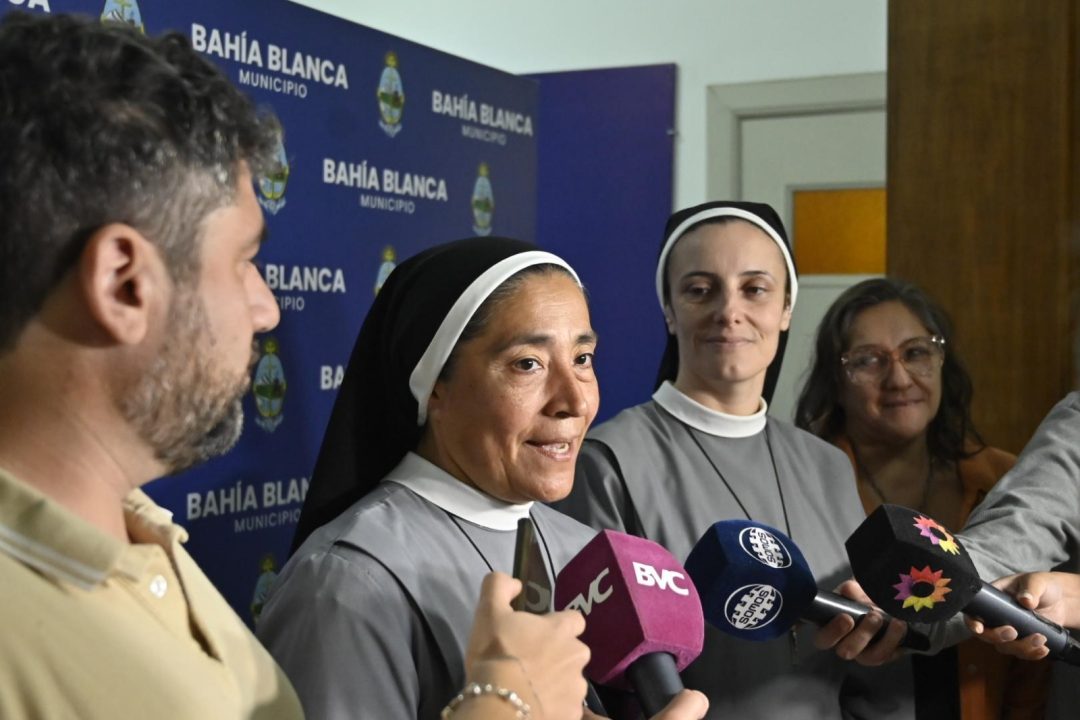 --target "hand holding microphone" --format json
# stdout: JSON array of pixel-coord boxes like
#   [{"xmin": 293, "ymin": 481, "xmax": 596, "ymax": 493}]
[
  {"xmin": 846, "ymin": 503, "xmax": 1080, "ymax": 665},
  {"xmin": 554, "ymin": 529, "xmax": 706, "ymax": 717},
  {"xmin": 466, "ymin": 569, "xmax": 707, "ymax": 720},
  {"xmin": 965, "ymin": 571, "xmax": 1080, "ymax": 661},
  {"xmin": 465, "ymin": 571, "xmax": 590, "ymax": 720},
  {"xmin": 812, "ymin": 578, "xmax": 910, "ymax": 665}
]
